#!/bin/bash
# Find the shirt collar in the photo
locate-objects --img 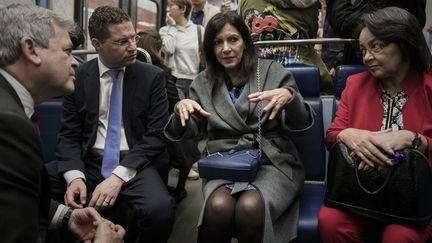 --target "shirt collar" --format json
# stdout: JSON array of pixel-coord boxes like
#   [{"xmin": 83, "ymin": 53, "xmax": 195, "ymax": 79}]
[
  {"xmin": 97, "ymin": 58, "xmax": 126, "ymax": 78},
  {"xmin": 0, "ymin": 68, "xmax": 34, "ymax": 118}
]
